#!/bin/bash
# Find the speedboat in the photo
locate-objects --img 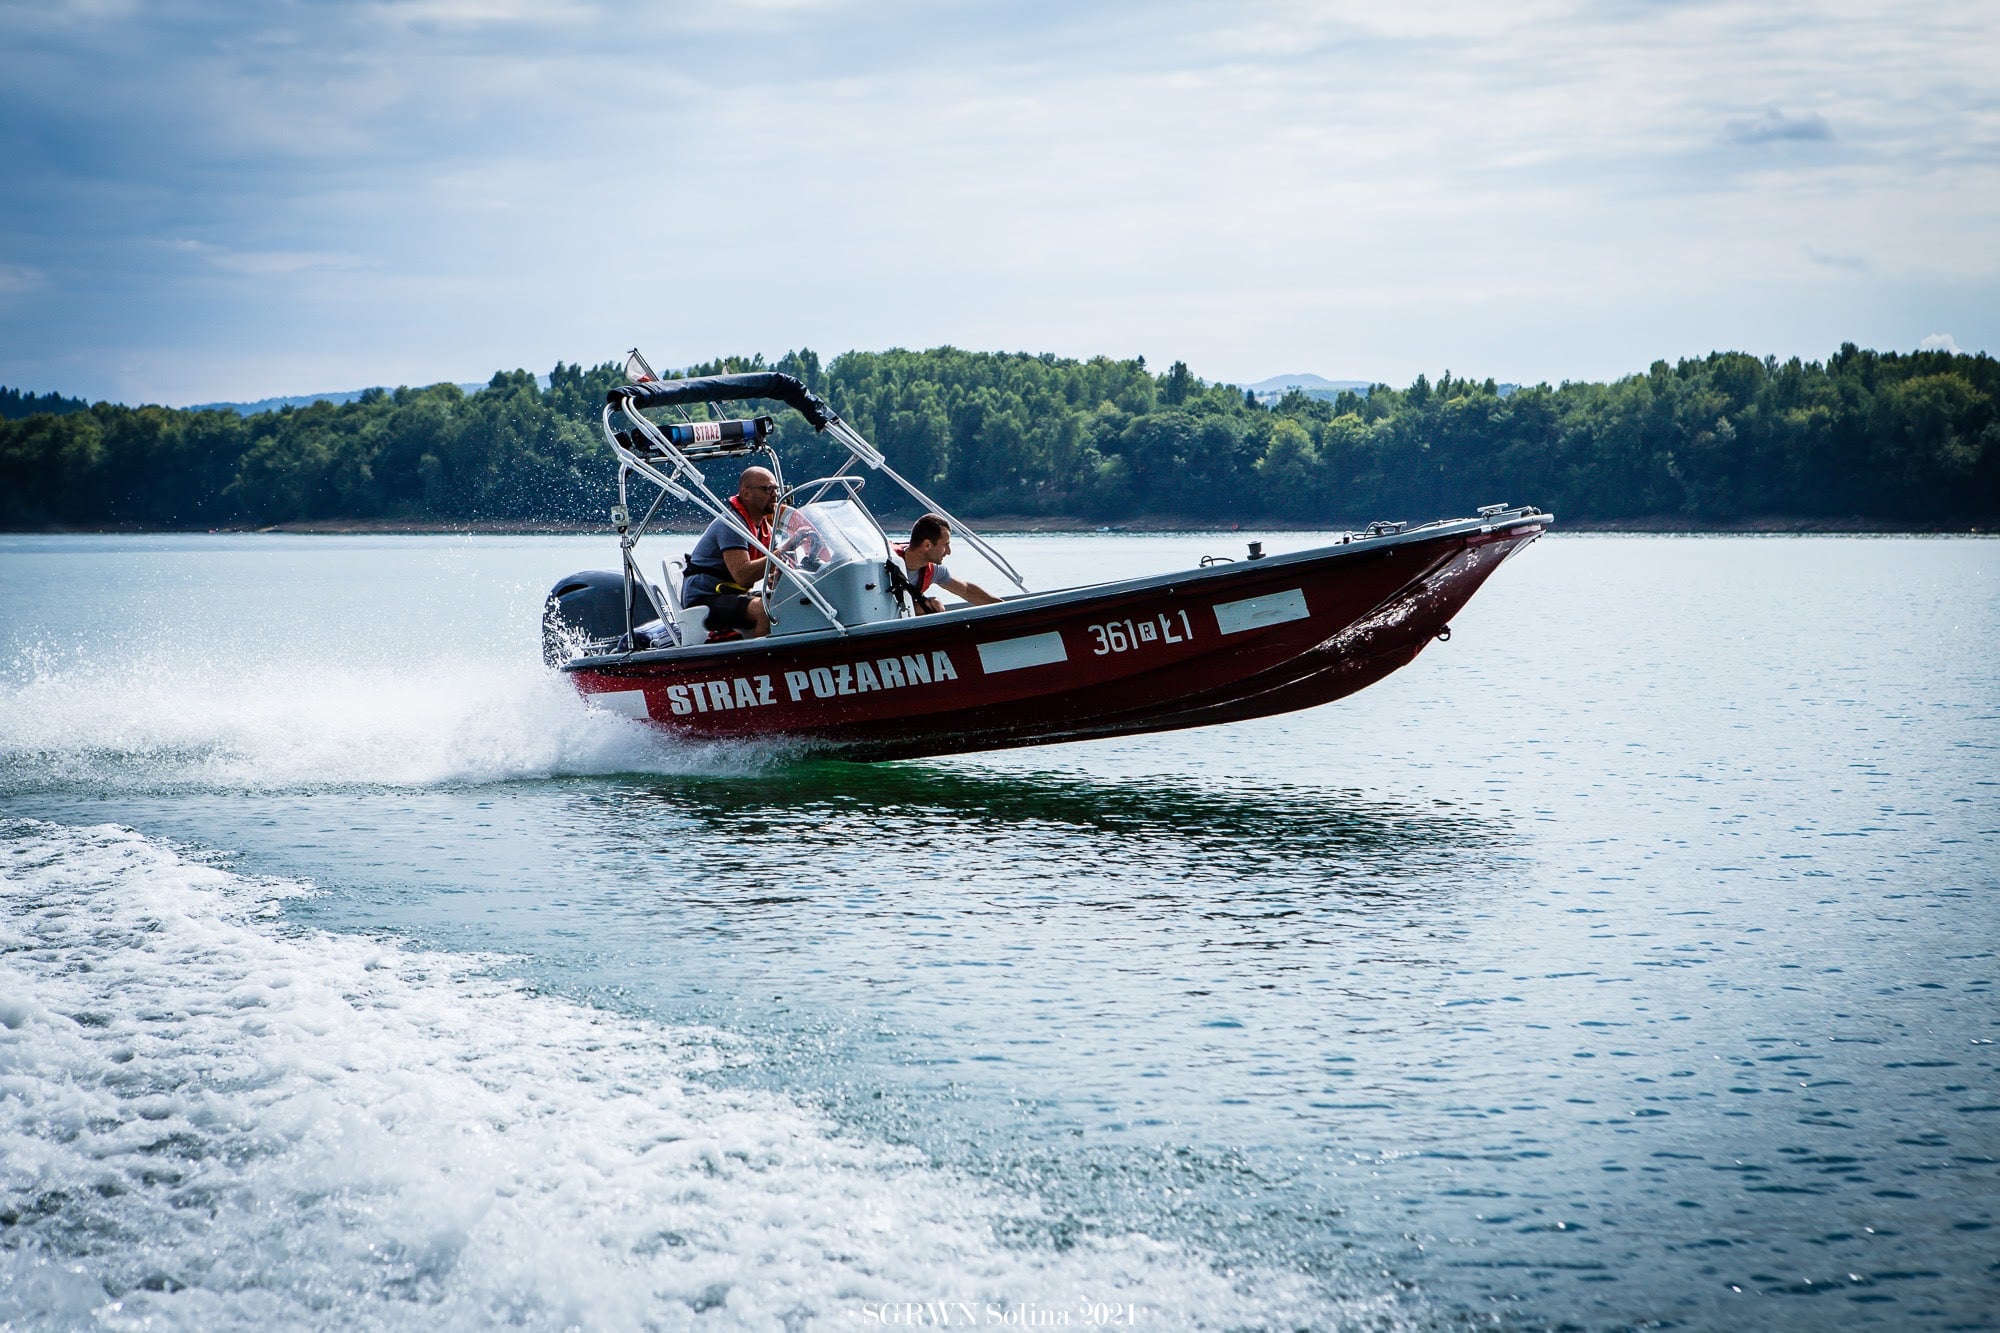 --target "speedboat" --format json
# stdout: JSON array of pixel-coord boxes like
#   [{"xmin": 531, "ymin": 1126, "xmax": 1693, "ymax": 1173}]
[{"xmin": 544, "ymin": 356, "xmax": 1550, "ymax": 760}]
